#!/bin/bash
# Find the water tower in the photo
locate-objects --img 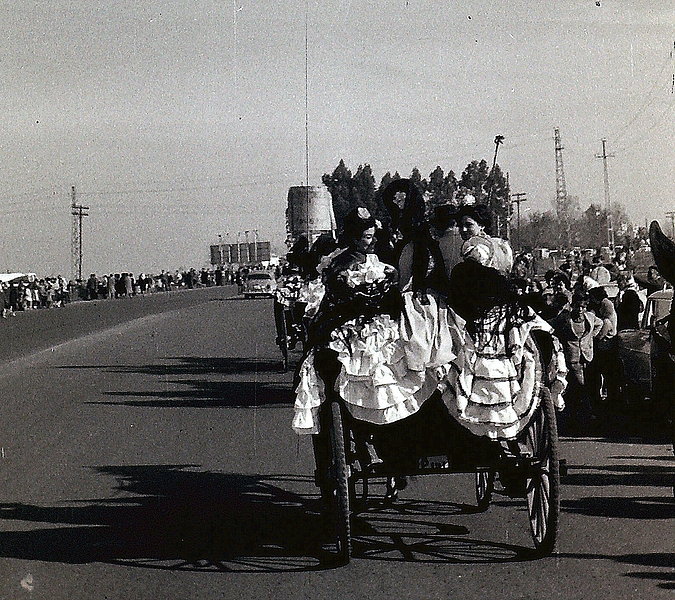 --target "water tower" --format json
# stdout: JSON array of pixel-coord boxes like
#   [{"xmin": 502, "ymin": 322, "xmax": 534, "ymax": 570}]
[{"xmin": 286, "ymin": 185, "xmax": 336, "ymax": 245}]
